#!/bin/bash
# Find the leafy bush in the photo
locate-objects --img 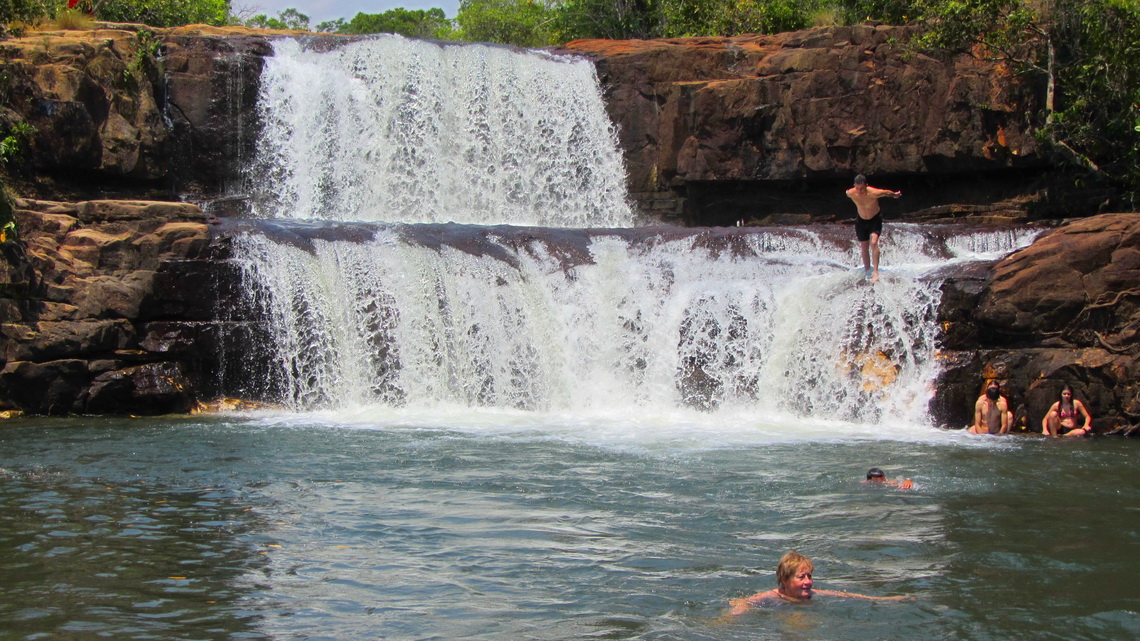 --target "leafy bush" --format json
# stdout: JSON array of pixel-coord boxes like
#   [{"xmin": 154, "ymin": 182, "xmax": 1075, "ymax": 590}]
[
  {"xmin": 455, "ymin": 0, "xmax": 557, "ymax": 46},
  {"xmin": 95, "ymin": 0, "xmax": 230, "ymax": 27},
  {"xmin": 0, "ymin": 121, "xmax": 35, "ymax": 167},
  {"xmin": 0, "ymin": 0, "xmax": 56, "ymax": 25},
  {"xmin": 912, "ymin": 0, "xmax": 1140, "ymax": 202},
  {"xmin": 341, "ymin": 8, "xmax": 452, "ymax": 38}
]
